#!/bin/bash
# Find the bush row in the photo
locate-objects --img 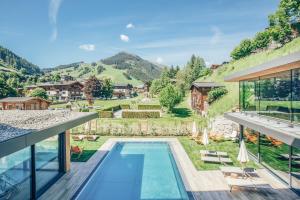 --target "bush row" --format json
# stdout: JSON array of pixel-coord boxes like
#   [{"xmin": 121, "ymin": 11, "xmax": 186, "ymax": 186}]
[
  {"xmin": 99, "ymin": 111, "xmax": 113, "ymax": 118},
  {"xmin": 120, "ymin": 104, "xmax": 130, "ymax": 109},
  {"xmin": 102, "ymin": 105, "xmax": 121, "ymax": 112},
  {"xmin": 137, "ymin": 104, "xmax": 161, "ymax": 110},
  {"xmin": 122, "ymin": 111, "xmax": 160, "ymax": 118}
]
